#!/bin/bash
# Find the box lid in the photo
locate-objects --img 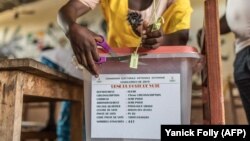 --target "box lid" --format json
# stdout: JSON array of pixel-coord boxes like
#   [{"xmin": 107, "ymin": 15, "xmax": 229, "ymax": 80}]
[{"xmin": 98, "ymin": 46, "xmax": 201, "ymax": 59}]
